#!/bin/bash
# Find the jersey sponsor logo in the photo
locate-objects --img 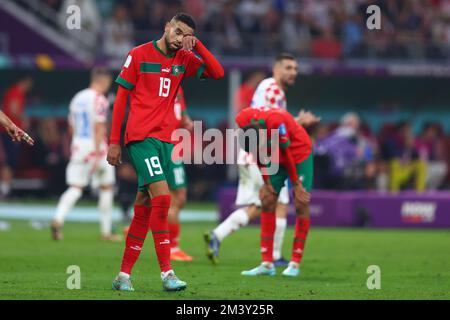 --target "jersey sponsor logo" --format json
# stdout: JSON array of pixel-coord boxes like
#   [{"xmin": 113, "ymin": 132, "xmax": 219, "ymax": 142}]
[
  {"xmin": 278, "ymin": 123, "xmax": 287, "ymax": 135},
  {"xmin": 162, "ymin": 67, "xmax": 171, "ymax": 73},
  {"xmin": 401, "ymin": 201, "xmax": 436, "ymax": 223},
  {"xmin": 124, "ymin": 55, "xmax": 132, "ymax": 68}
]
